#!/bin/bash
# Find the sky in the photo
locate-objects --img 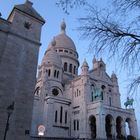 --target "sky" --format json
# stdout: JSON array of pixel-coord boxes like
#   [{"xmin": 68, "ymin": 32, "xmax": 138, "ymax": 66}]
[{"xmin": 0, "ymin": 0, "xmax": 139, "ymax": 136}]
